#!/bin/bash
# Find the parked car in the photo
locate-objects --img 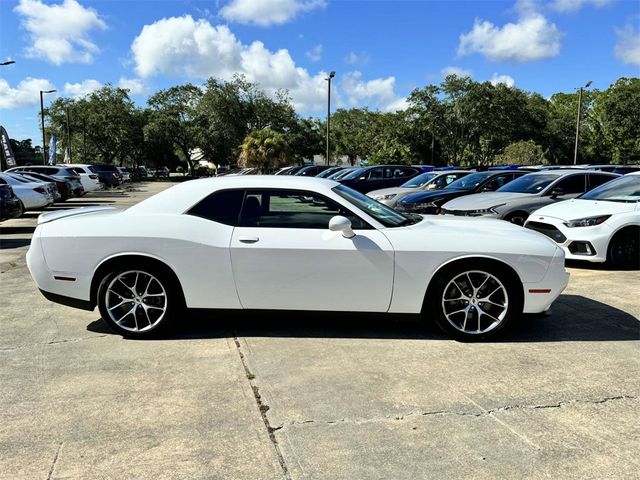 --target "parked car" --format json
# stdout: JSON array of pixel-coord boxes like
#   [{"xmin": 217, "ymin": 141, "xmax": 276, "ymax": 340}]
[
  {"xmin": 337, "ymin": 165, "xmax": 422, "ymax": 193},
  {"xmin": 440, "ymin": 170, "xmax": 620, "ymax": 225},
  {"xmin": 584, "ymin": 164, "xmax": 640, "ymax": 175},
  {"xmin": 117, "ymin": 167, "xmax": 131, "ymax": 182},
  {"xmin": 7, "ymin": 165, "xmax": 85, "ymax": 196},
  {"xmin": 368, "ymin": 170, "xmax": 472, "ymax": 207},
  {"xmin": 27, "ymin": 176, "xmax": 568, "ymax": 341},
  {"xmin": 316, "ymin": 166, "xmax": 346, "ymax": 178},
  {"xmin": 274, "ymin": 167, "xmax": 295, "ymax": 175},
  {"xmin": 396, "ymin": 170, "xmax": 529, "ymax": 215},
  {"xmin": 61, "ymin": 164, "xmax": 102, "ymax": 192},
  {"xmin": 12, "ymin": 172, "xmax": 62, "ymax": 202},
  {"xmin": 0, "ymin": 172, "xmax": 54, "ymax": 210},
  {"xmin": 90, "ymin": 164, "xmax": 122, "ymax": 187},
  {"xmin": 0, "ymin": 179, "xmax": 23, "ymax": 221},
  {"xmin": 525, "ymin": 173, "xmax": 639, "ymax": 269},
  {"xmin": 294, "ymin": 165, "xmax": 334, "ymax": 176},
  {"xmin": 280, "ymin": 165, "xmax": 309, "ymax": 176}
]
